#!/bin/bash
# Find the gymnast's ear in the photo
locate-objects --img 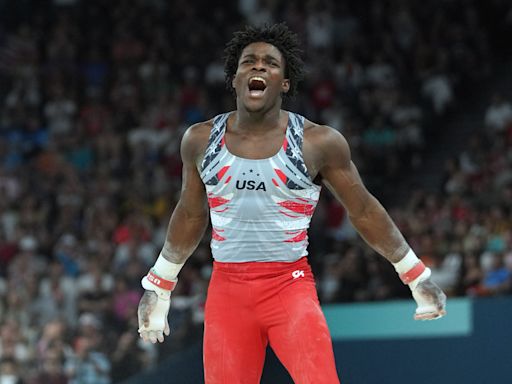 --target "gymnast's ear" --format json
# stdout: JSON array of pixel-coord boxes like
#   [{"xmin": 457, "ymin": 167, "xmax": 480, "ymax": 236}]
[{"xmin": 282, "ymin": 79, "xmax": 290, "ymax": 93}]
